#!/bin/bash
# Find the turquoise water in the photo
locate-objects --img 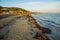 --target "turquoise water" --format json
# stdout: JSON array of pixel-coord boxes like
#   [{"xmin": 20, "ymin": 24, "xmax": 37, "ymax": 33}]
[{"xmin": 32, "ymin": 13, "xmax": 60, "ymax": 40}]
